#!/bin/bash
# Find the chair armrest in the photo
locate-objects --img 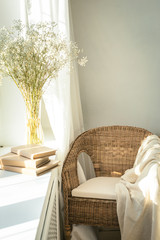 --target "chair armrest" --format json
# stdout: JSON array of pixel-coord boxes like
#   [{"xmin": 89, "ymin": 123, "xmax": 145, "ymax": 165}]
[
  {"xmin": 62, "ymin": 161, "xmax": 79, "ymax": 197},
  {"xmin": 62, "ymin": 135, "xmax": 87, "ymax": 197}
]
